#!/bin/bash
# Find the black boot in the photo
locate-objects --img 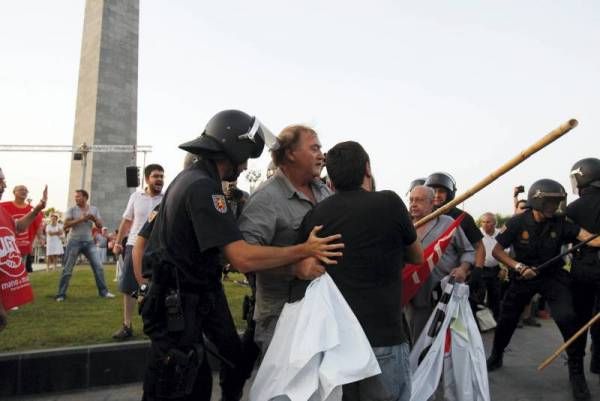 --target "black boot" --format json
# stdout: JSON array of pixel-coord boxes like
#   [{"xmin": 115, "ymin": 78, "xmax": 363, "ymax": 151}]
[
  {"xmin": 569, "ymin": 358, "xmax": 591, "ymax": 400},
  {"xmin": 486, "ymin": 350, "xmax": 503, "ymax": 371}
]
